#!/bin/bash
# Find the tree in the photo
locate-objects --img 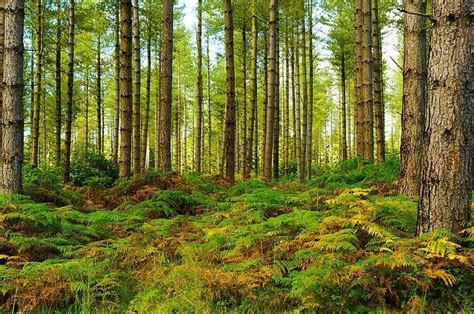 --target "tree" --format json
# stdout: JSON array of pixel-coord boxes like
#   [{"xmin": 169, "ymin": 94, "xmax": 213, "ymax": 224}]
[
  {"xmin": 399, "ymin": 0, "xmax": 426, "ymax": 197},
  {"xmin": 141, "ymin": 24, "xmax": 152, "ymax": 170},
  {"xmin": 195, "ymin": 0, "xmax": 203, "ymax": 173},
  {"xmin": 1, "ymin": 0, "xmax": 24, "ymax": 194},
  {"xmin": 112, "ymin": 0, "xmax": 120, "ymax": 165},
  {"xmin": 158, "ymin": 0, "xmax": 173, "ymax": 172},
  {"xmin": 372, "ymin": 0, "xmax": 384, "ymax": 163},
  {"xmin": 119, "ymin": 0, "xmax": 133, "ymax": 178},
  {"xmin": 64, "ymin": 0, "xmax": 75, "ymax": 183},
  {"xmin": 31, "ymin": 0, "xmax": 42, "ymax": 167},
  {"xmin": 97, "ymin": 36, "xmax": 103, "ymax": 153},
  {"xmin": 263, "ymin": 0, "xmax": 278, "ymax": 181},
  {"xmin": 361, "ymin": 0, "xmax": 373, "ymax": 161},
  {"xmin": 306, "ymin": 0, "xmax": 314, "ymax": 178},
  {"xmin": 54, "ymin": 1, "xmax": 61, "ymax": 166},
  {"xmin": 132, "ymin": 0, "xmax": 141, "ymax": 174},
  {"xmin": 416, "ymin": 0, "xmax": 472, "ymax": 234},
  {"xmin": 223, "ymin": 0, "xmax": 236, "ymax": 182}
]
